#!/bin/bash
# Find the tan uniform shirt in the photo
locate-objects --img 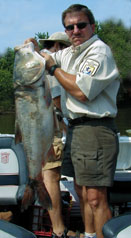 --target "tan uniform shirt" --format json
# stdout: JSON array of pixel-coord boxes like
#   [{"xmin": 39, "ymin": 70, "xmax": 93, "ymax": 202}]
[{"xmin": 51, "ymin": 35, "xmax": 120, "ymax": 119}]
